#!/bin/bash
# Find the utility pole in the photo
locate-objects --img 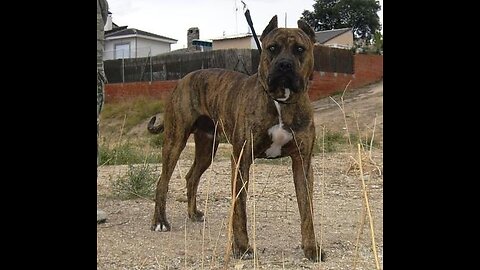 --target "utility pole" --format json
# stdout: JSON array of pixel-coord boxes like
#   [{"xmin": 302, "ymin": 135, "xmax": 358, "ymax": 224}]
[{"xmin": 235, "ymin": 0, "xmax": 238, "ymax": 34}]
